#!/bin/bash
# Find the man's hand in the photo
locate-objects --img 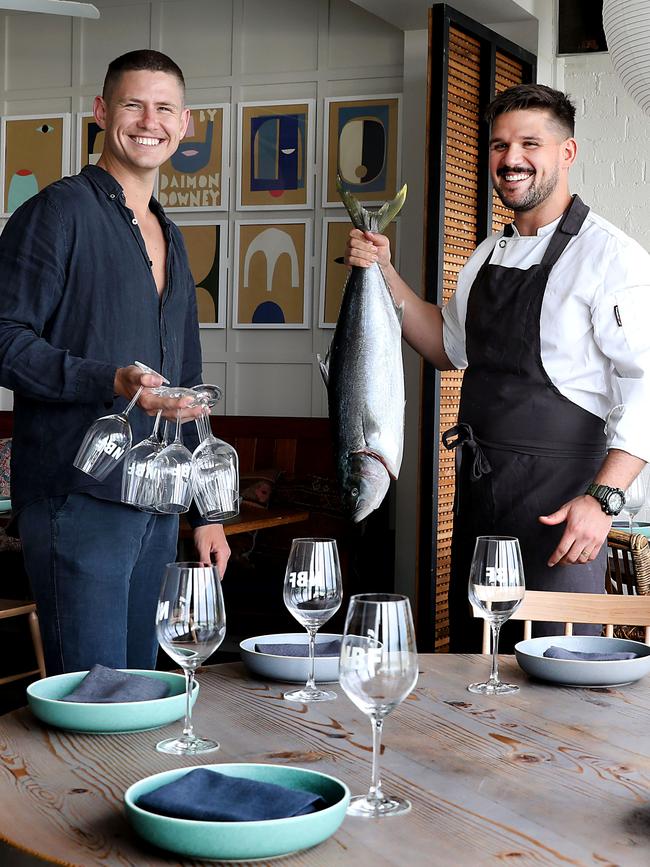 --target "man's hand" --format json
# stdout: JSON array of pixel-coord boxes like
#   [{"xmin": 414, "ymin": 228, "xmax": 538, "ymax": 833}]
[
  {"xmin": 193, "ymin": 523, "xmax": 231, "ymax": 577},
  {"xmin": 345, "ymin": 229, "xmax": 391, "ymax": 269},
  {"xmin": 539, "ymin": 495, "xmax": 613, "ymax": 567},
  {"xmin": 114, "ymin": 364, "xmax": 203, "ymax": 421}
]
